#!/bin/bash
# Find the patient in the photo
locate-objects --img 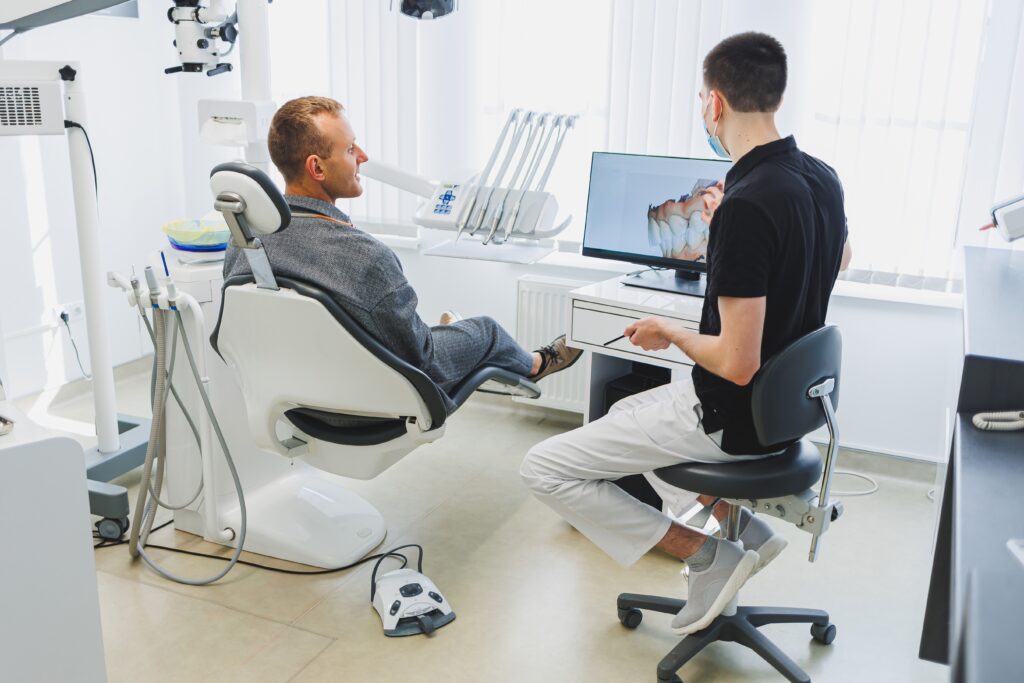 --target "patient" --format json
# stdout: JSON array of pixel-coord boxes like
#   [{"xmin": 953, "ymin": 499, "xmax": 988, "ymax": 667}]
[{"xmin": 223, "ymin": 96, "xmax": 581, "ymax": 401}]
